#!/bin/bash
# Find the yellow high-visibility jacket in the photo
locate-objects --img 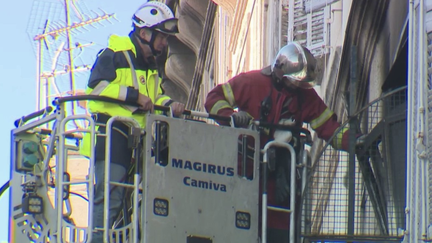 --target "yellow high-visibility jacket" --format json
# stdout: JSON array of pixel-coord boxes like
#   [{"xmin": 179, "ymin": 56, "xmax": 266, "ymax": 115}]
[{"xmin": 80, "ymin": 34, "xmax": 172, "ymax": 158}]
